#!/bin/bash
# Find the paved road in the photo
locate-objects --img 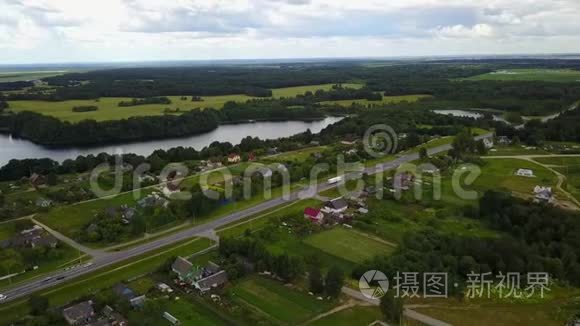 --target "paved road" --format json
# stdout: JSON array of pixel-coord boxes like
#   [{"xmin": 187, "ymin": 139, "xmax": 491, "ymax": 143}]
[{"xmin": 0, "ymin": 133, "xmax": 492, "ymax": 304}]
